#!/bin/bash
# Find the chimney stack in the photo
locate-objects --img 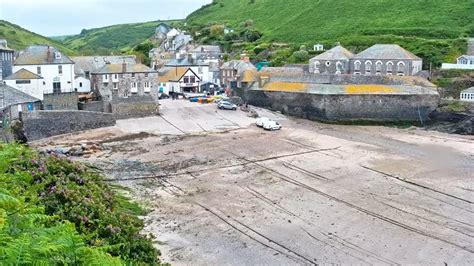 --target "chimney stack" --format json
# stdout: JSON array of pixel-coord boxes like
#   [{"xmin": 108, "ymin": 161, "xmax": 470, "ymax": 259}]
[
  {"xmin": 47, "ymin": 46, "xmax": 51, "ymax": 63},
  {"xmin": 122, "ymin": 62, "xmax": 127, "ymax": 73},
  {"xmin": 188, "ymin": 53, "xmax": 194, "ymax": 64}
]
